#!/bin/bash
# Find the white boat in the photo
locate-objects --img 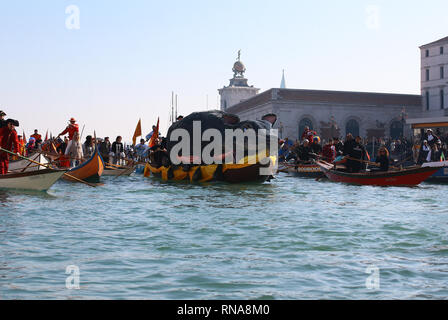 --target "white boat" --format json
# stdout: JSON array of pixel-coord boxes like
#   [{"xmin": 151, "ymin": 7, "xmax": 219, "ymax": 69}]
[
  {"xmin": 103, "ymin": 165, "xmax": 135, "ymax": 176},
  {"xmin": 8, "ymin": 153, "xmax": 49, "ymax": 172},
  {"xmin": 0, "ymin": 169, "xmax": 66, "ymax": 192}
]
